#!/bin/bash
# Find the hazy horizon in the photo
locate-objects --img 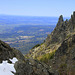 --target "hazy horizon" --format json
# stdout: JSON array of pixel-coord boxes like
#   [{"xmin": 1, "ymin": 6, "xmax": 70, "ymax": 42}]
[{"xmin": 0, "ymin": 14, "xmax": 71, "ymax": 18}]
